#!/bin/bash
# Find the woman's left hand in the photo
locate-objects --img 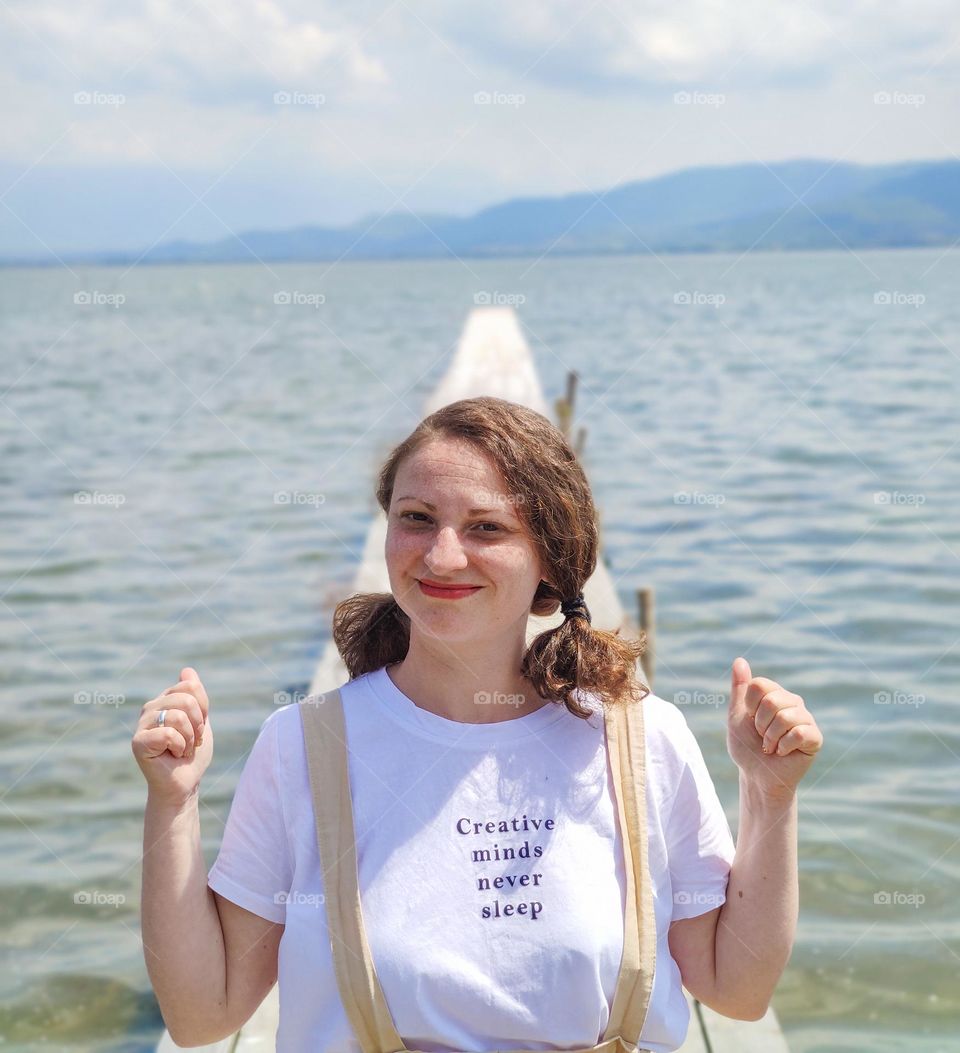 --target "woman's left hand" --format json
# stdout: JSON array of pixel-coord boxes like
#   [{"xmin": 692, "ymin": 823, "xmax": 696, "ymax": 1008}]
[{"xmin": 727, "ymin": 656, "xmax": 823, "ymax": 799}]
